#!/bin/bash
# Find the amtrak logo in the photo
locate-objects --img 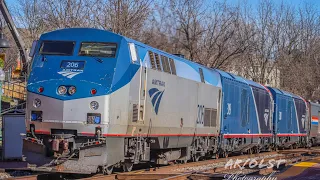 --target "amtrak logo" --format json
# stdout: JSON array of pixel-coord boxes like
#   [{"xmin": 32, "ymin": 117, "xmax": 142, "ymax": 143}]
[
  {"xmin": 148, "ymin": 88, "xmax": 165, "ymax": 115},
  {"xmin": 58, "ymin": 70, "xmax": 83, "ymax": 79},
  {"xmin": 264, "ymin": 109, "xmax": 269, "ymax": 126},
  {"xmin": 302, "ymin": 115, "xmax": 306, "ymax": 129},
  {"xmin": 227, "ymin": 103, "xmax": 232, "ymax": 115}
]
